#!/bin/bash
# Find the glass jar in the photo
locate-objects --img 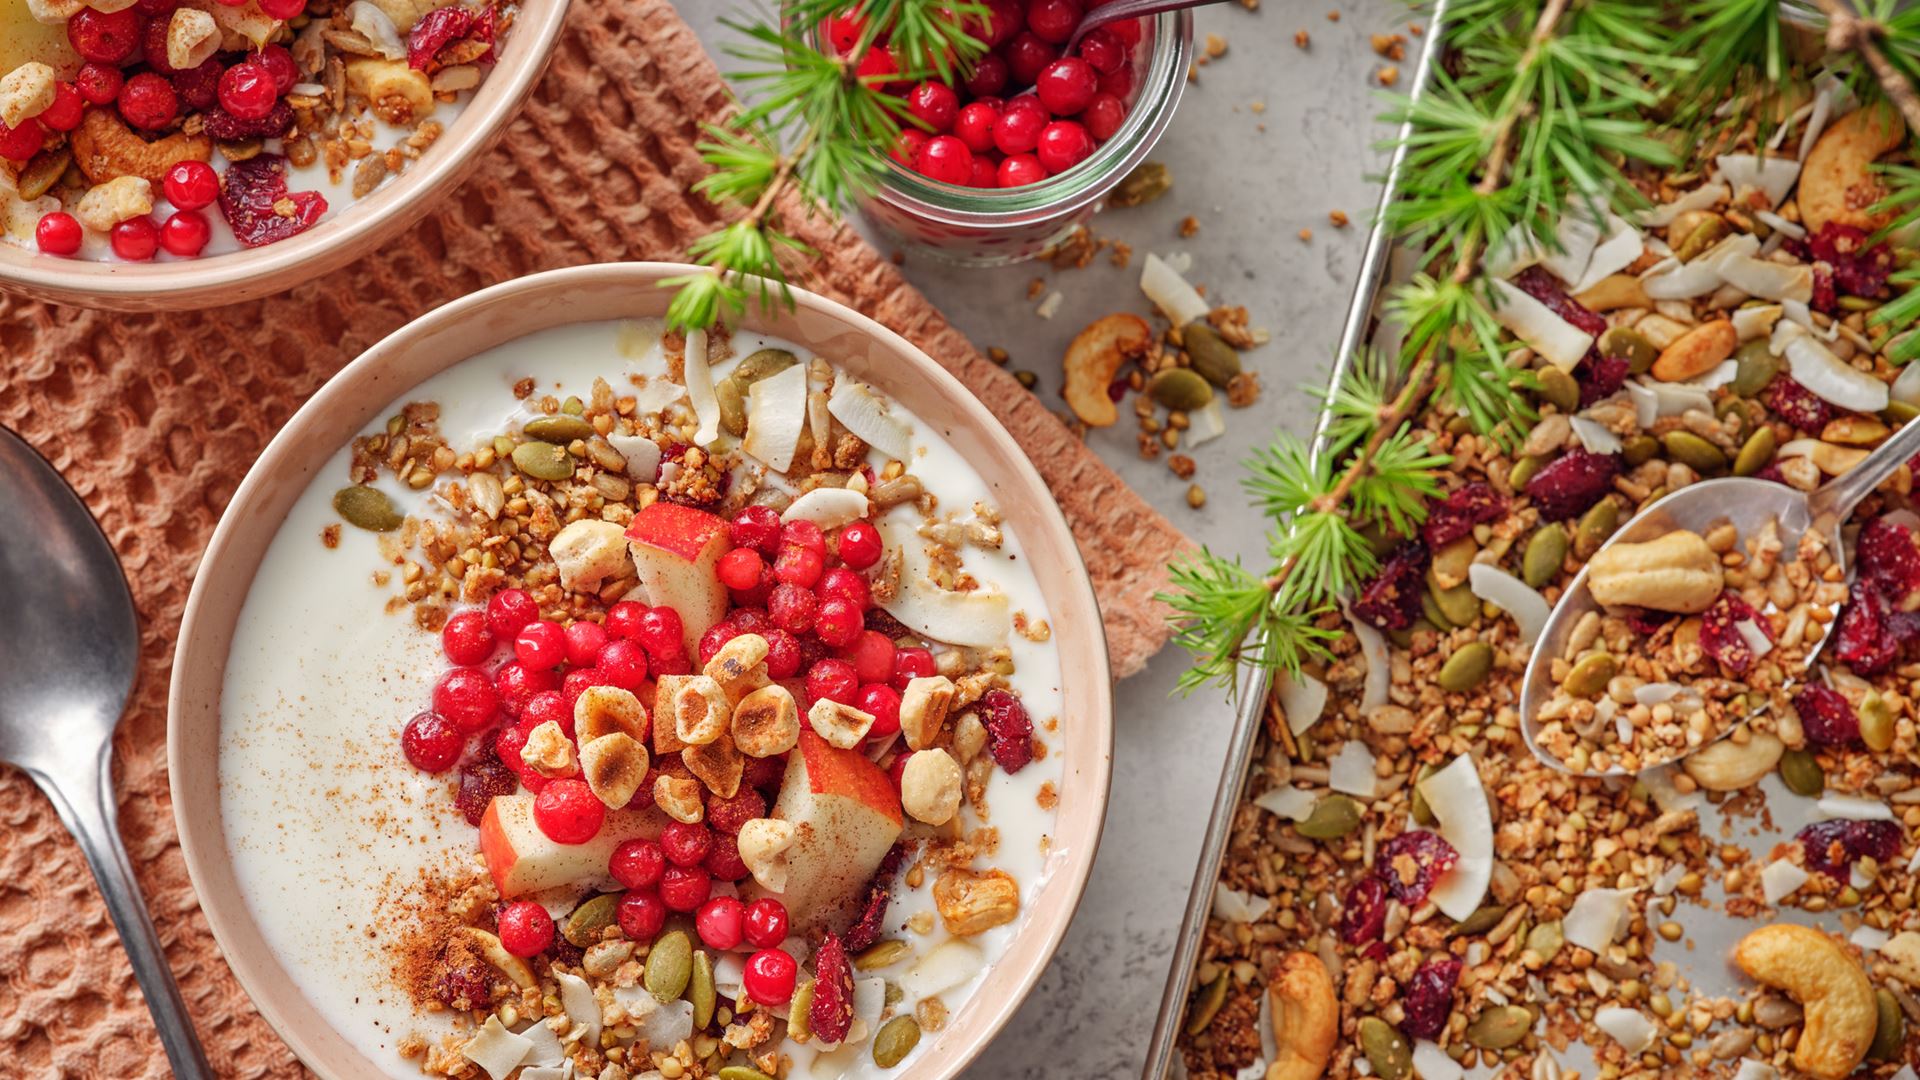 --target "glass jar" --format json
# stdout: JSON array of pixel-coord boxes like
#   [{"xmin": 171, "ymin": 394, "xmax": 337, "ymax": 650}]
[{"xmin": 857, "ymin": 10, "xmax": 1195, "ymax": 266}]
